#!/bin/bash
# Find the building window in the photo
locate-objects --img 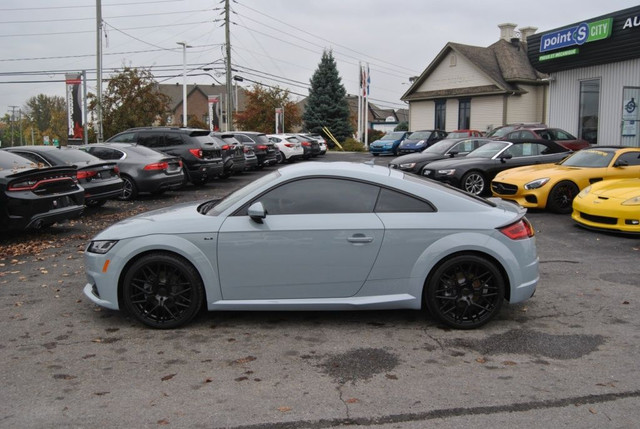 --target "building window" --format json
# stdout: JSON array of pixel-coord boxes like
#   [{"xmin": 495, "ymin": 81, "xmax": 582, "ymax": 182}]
[
  {"xmin": 579, "ymin": 79, "xmax": 600, "ymax": 144},
  {"xmin": 434, "ymin": 100, "xmax": 446, "ymax": 130},
  {"xmin": 458, "ymin": 99, "xmax": 471, "ymax": 129},
  {"xmin": 450, "ymin": 53, "xmax": 457, "ymax": 67}
]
